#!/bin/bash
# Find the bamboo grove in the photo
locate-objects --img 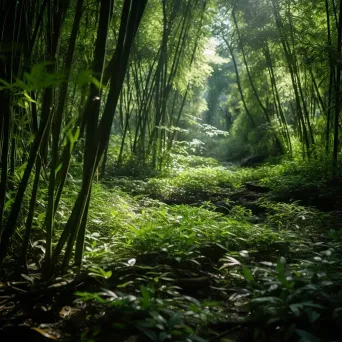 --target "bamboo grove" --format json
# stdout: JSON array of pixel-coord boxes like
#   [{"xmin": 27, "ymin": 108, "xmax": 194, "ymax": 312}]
[
  {"xmin": 209, "ymin": 0, "xmax": 342, "ymax": 161},
  {"xmin": 0, "ymin": 0, "xmax": 342, "ymax": 274},
  {"xmin": 0, "ymin": 0, "xmax": 213, "ymax": 273}
]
